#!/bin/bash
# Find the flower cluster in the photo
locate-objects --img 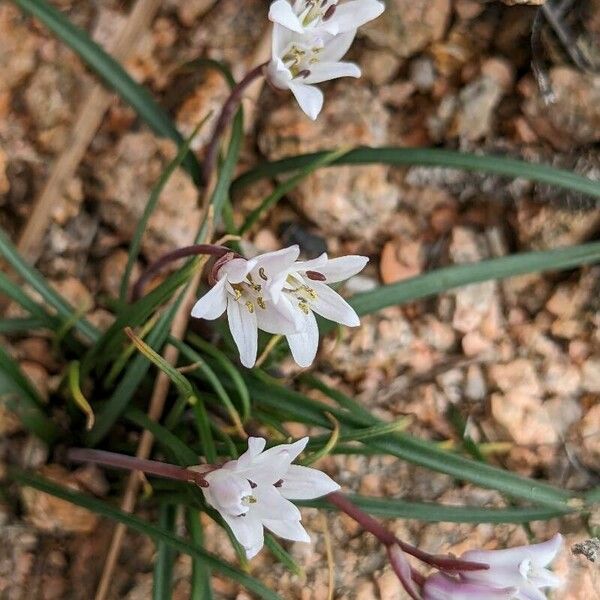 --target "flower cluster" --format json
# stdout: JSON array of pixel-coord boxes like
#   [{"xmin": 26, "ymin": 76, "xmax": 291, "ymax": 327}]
[
  {"xmin": 191, "ymin": 245, "xmax": 368, "ymax": 368},
  {"xmin": 422, "ymin": 534, "xmax": 563, "ymax": 600},
  {"xmin": 266, "ymin": 0, "xmax": 385, "ymax": 119},
  {"xmin": 196, "ymin": 436, "xmax": 339, "ymax": 558}
]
